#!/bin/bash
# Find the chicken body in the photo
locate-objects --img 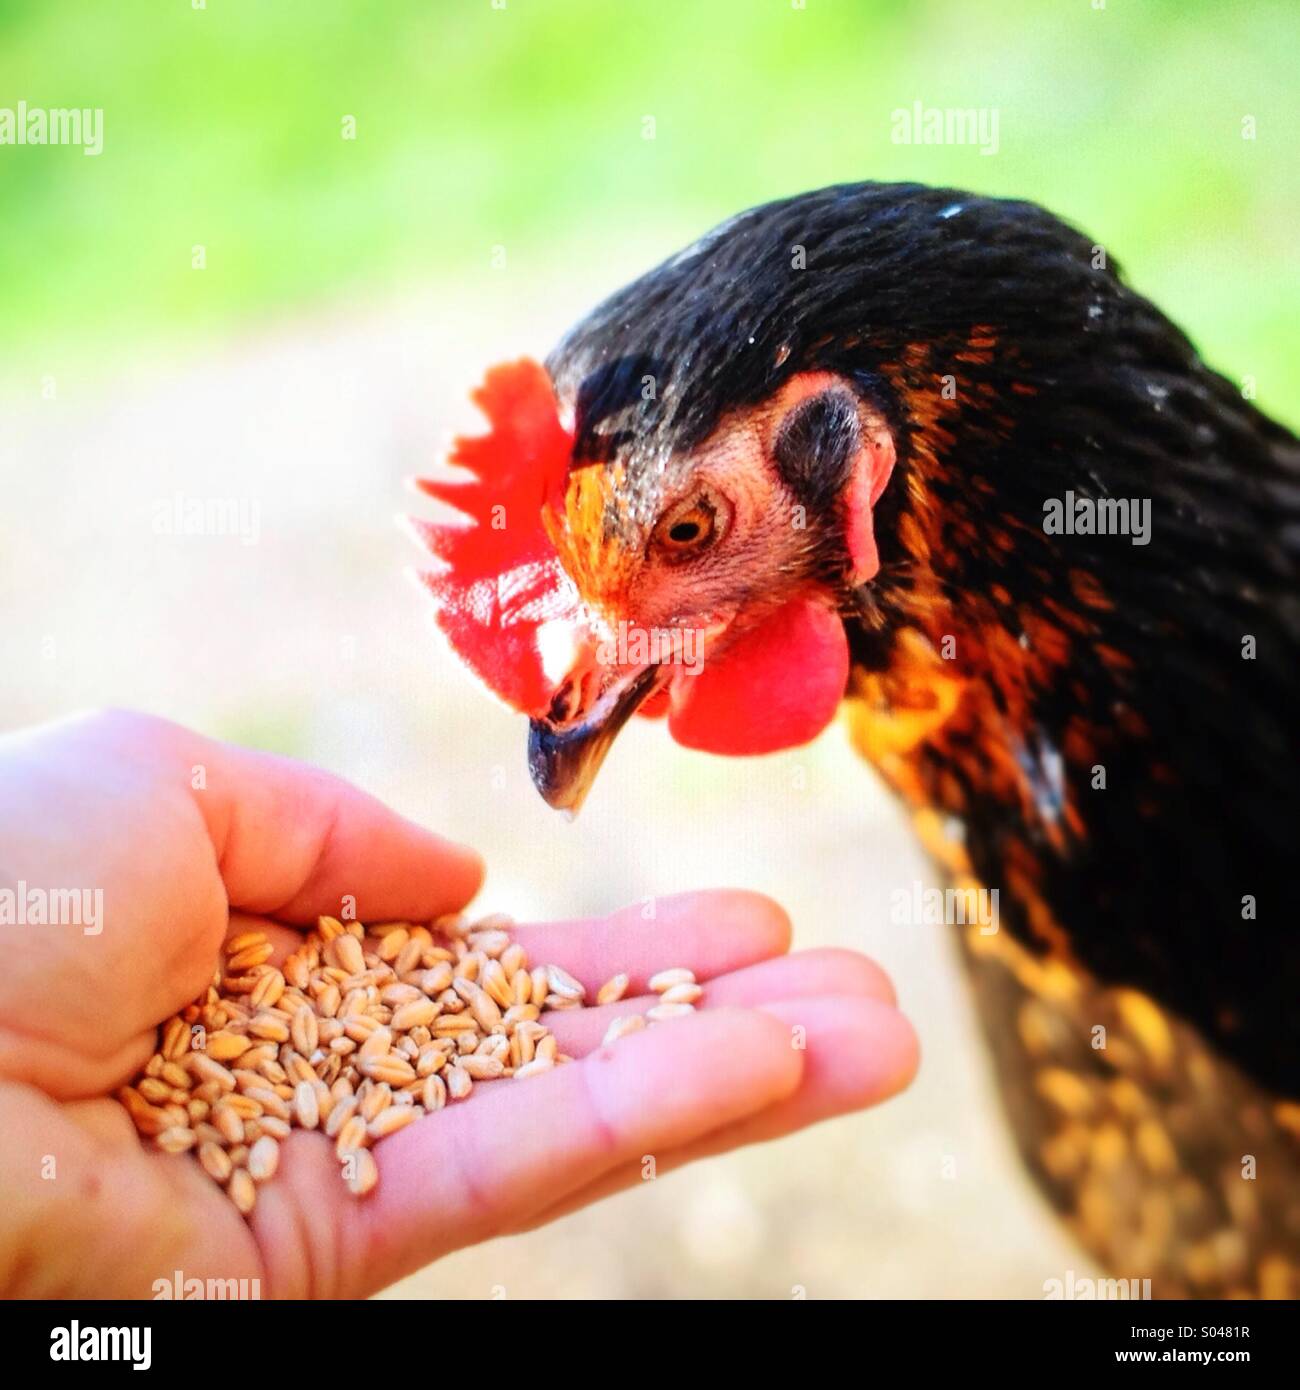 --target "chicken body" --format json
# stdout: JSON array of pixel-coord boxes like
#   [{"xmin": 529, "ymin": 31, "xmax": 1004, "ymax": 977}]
[{"xmin": 420, "ymin": 182, "xmax": 1300, "ymax": 1296}]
